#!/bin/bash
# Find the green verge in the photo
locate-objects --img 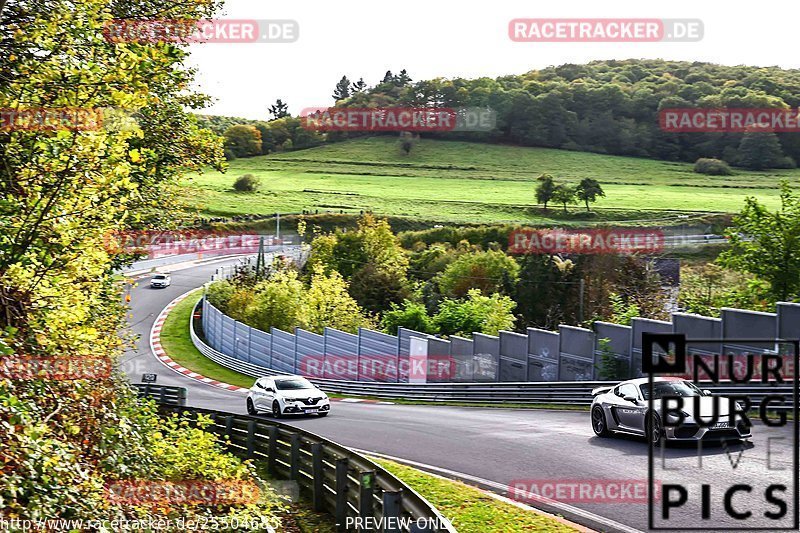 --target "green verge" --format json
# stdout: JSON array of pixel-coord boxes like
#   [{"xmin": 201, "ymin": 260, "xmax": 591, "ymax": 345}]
[
  {"xmin": 159, "ymin": 292, "xmax": 590, "ymax": 411},
  {"xmin": 158, "ymin": 290, "xmax": 257, "ymax": 389},
  {"xmin": 371, "ymin": 458, "xmax": 580, "ymax": 533}
]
